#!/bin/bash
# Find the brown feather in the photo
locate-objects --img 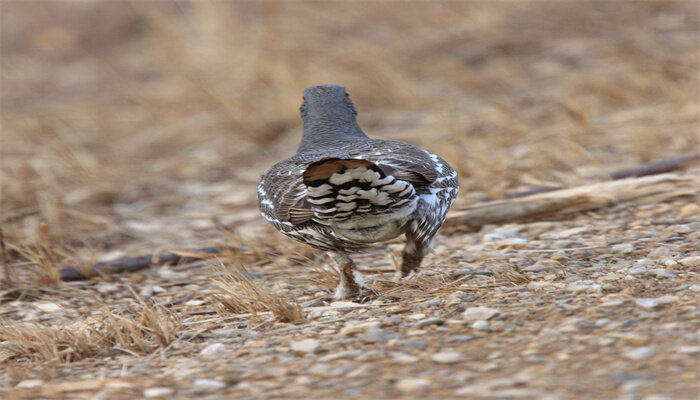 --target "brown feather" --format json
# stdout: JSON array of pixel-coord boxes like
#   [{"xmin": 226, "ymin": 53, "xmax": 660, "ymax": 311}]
[
  {"xmin": 288, "ymin": 207, "xmax": 315, "ymax": 225},
  {"xmin": 303, "ymin": 158, "xmax": 377, "ymax": 184}
]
